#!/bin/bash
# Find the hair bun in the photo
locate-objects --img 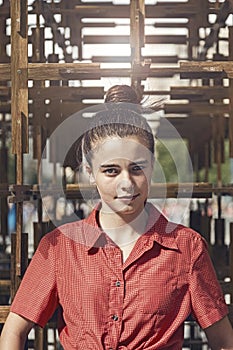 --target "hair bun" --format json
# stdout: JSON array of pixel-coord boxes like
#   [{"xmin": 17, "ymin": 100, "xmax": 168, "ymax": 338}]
[{"xmin": 104, "ymin": 84, "xmax": 141, "ymax": 104}]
